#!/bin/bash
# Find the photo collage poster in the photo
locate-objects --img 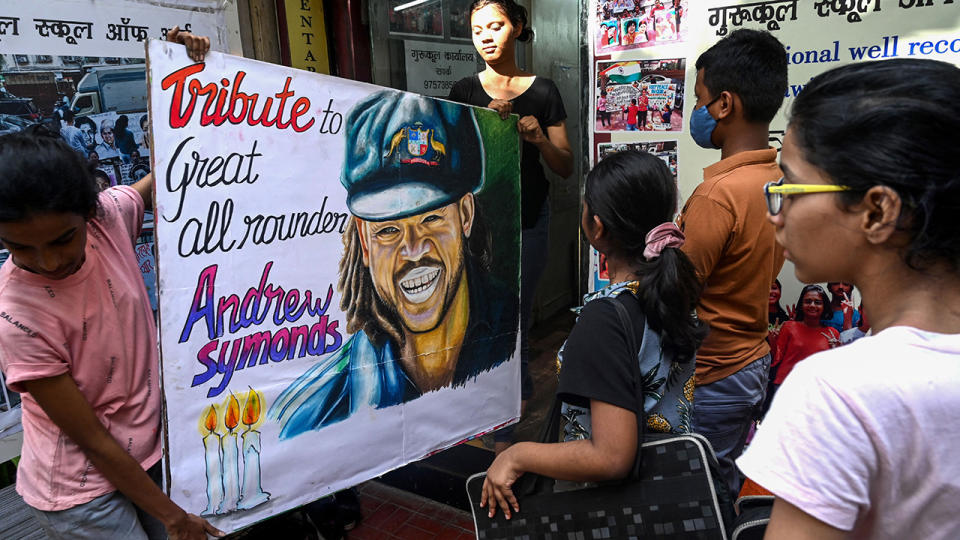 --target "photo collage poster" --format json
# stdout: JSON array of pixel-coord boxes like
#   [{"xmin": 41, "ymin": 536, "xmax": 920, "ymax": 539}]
[
  {"xmin": 590, "ymin": 0, "xmax": 690, "ymax": 290},
  {"xmin": 147, "ymin": 41, "xmax": 521, "ymax": 532},
  {"xmin": 595, "ymin": 57, "xmax": 685, "ymax": 133},
  {"xmin": 595, "ymin": 0, "xmax": 690, "ymax": 52}
]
